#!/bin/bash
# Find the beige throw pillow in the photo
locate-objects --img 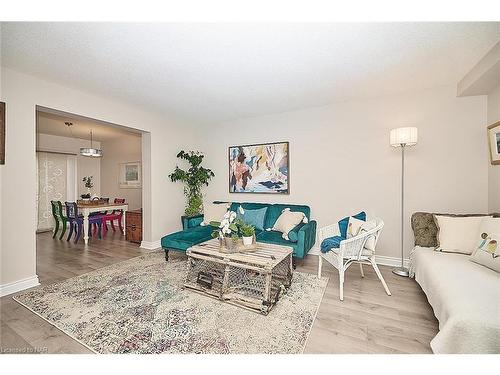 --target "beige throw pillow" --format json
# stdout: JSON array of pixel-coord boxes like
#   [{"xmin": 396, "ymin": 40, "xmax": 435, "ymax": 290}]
[
  {"xmin": 346, "ymin": 218, "xmax": 378, "ymax": 251},
  {"xmin": 272, "ymin": 208, "xmax": 308, "ymax": 240},
  {"xmin": 360, "ymin": 219, "xmax": 377, "ymax": 251},
  {"xmin": 202, "ymin": 202, "xmax": 229, "ymax": 225},
  {"xmin": 434, "ymin": 215, "xmax": 487, "ymax": 254},
  {"xmin": 470, "ymin": 217, "xmax": 500, "ymax": 273}
]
